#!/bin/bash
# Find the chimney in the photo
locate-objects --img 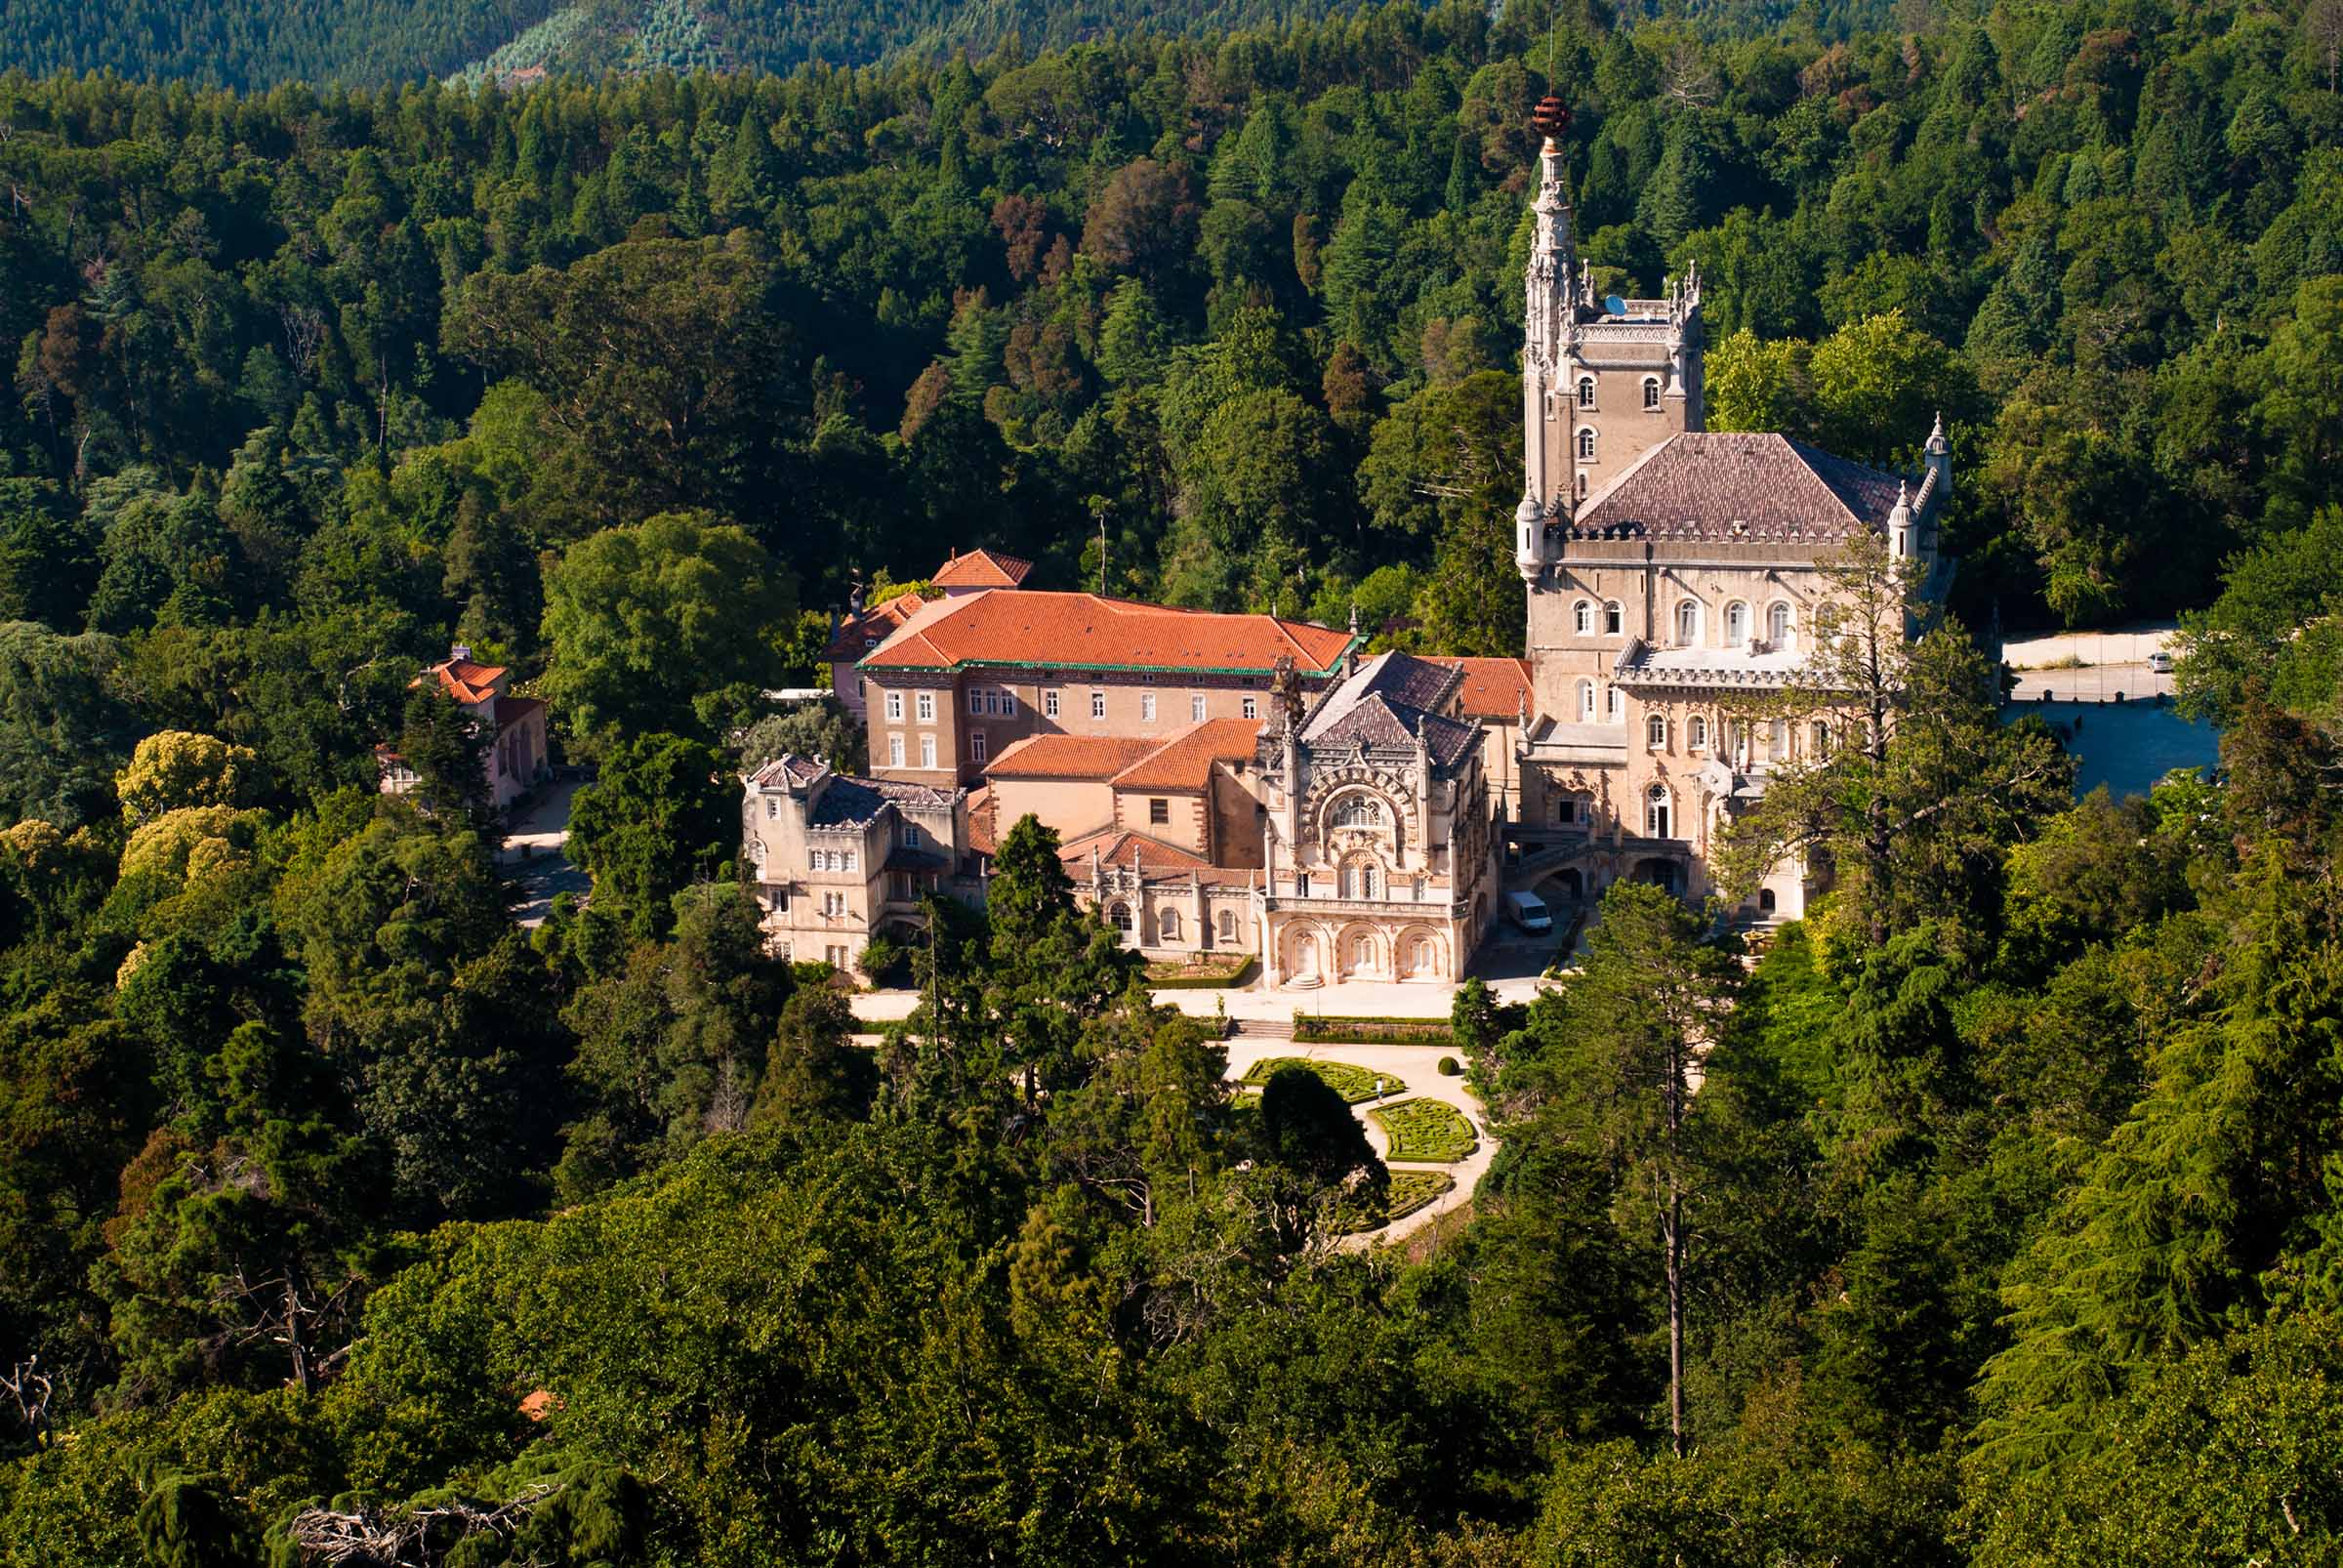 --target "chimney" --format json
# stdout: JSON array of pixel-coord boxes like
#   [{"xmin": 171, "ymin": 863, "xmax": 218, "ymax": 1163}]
[{"xmin": 449, "ymin": 643, "xmax": 472, "ymax": 664}]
